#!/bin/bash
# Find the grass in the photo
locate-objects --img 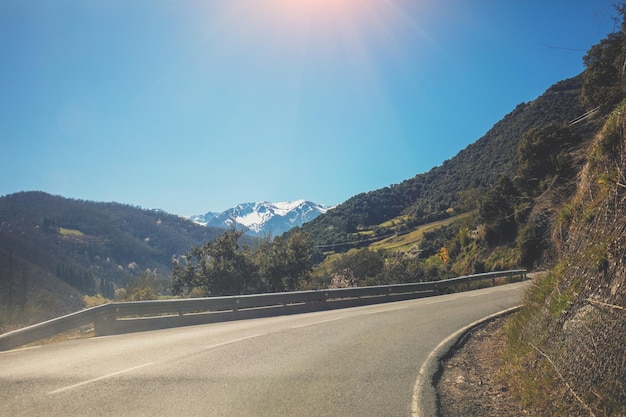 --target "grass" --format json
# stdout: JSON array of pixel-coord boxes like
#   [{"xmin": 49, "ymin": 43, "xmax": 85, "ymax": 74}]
[
  {"xmin": 58, "ymin": 227, "xmax": 84, "ymax": 237},
  {"xmin": 83, "ymin": 294, "xmax": 109, "ymax": 307},
  {"xmin": 483, "ymin": 246, "xmax": 520, "ymax": 271},
  {"xmin": 369, "ymin": 212, "xmax": 473, "ymax": 252},
  {"xmin": 500, "ymin": 271, "xmax": 557, "ymax": 411},
  {"xmin": 377, "ymin": 214, "xmax": 411, "ymax": 229}
]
